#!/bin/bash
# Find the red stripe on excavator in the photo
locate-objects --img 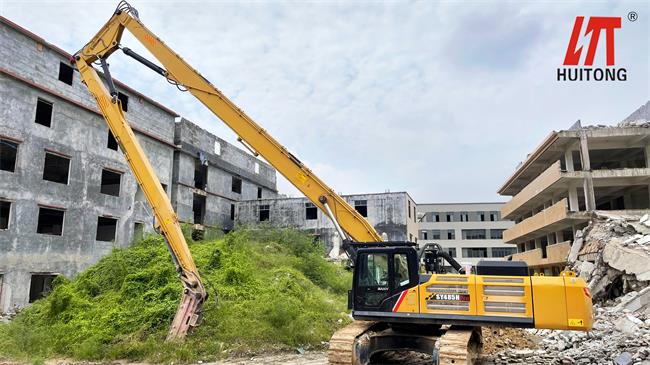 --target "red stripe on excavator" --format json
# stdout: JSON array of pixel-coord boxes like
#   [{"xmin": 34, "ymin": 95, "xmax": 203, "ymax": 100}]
[{"xmin": 392, "ymin": 290, "xmax": 407, "ymax": 312}]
